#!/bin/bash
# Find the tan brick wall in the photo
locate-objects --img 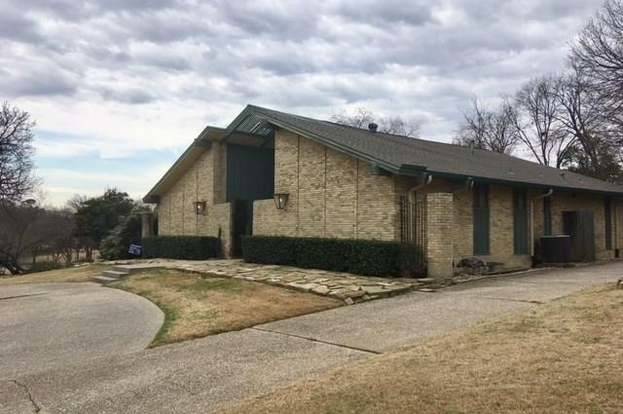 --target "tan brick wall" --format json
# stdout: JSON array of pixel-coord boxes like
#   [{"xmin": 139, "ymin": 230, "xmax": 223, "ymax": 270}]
[
  {"xmin": 453, "ymin": 188, "xmax": 473, "ymax": 258},
  {"xmin": 426, "ymin": 193, "xmax": 454, "ymax": 278},
  {"xmin": 298, "ymin": 137, "xmax": 326, "ymax": 237},
  {"xmin": 253, "ymin": 129, "xmax": 398, "ymax": 241},
  {"xmin": 326, "ymin": 149, "xmax": 357, "ymax": 238},
  {"xmin": 400, "ymin": 179, "xmax": 532, "ymax": 272},
  {"xmin": 156, "ymin": 143, "xmax": 232, "ymax": 257}
]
